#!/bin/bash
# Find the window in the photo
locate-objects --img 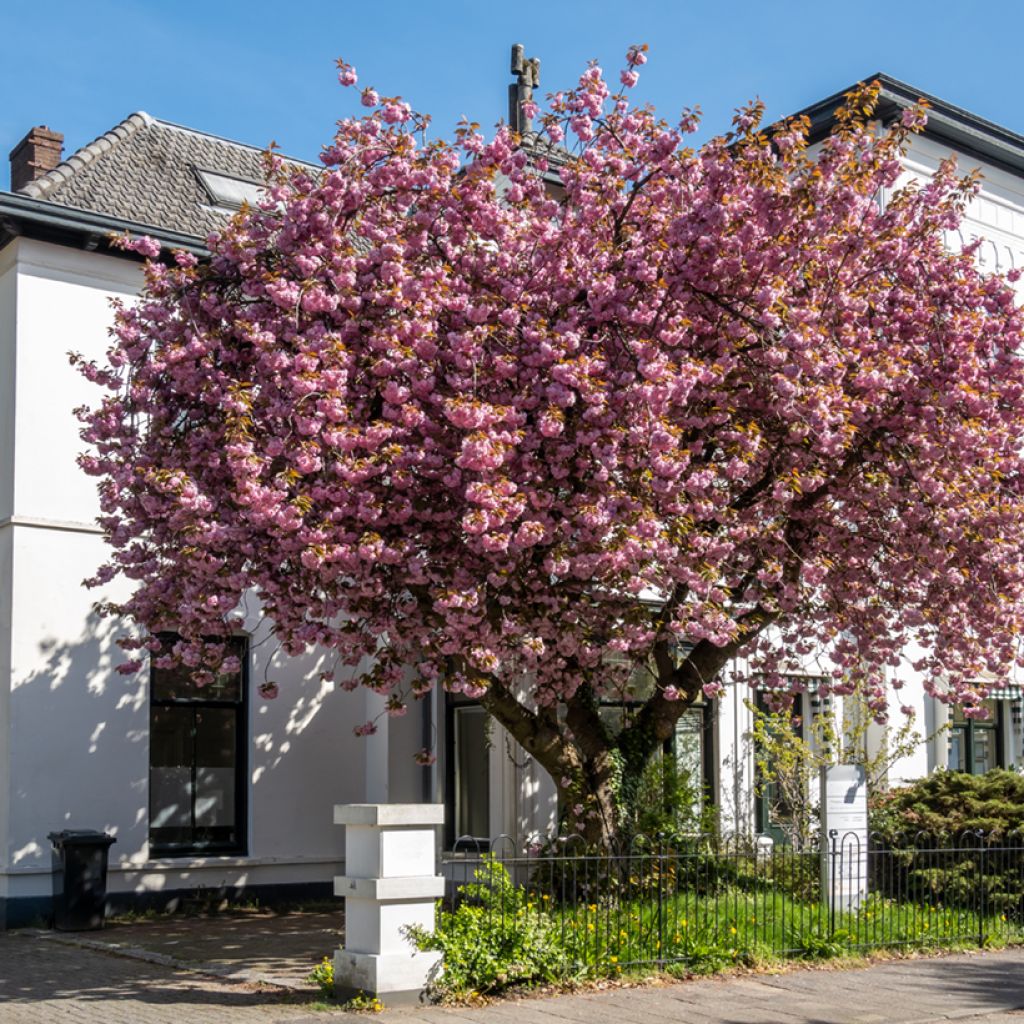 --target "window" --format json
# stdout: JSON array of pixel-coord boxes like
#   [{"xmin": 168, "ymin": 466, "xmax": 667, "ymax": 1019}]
[
  {"xmin": 949, "ymin": 699, "xmax": 1004, "ymax": 774},
  {"xmin": 672, "ymin": 699, "xmax": 714, "ymax": 818},
  {"xmin": 599, "ymin": 651, "xmax": 716, "ymax": 825},
  {"xmin": 149, "ymin": 636, "xmax": 248, "ymax": 856},
  {"xmin": 194, "ymin": 168, "xmax": 265, "ymax": 211},
  {"xmin": 444, "ymin": 696, "xmax": 491, "ymax": 849},
  {"xmin": 753, "ymin": 689, "xmax": 806, "ymax": 843}
]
